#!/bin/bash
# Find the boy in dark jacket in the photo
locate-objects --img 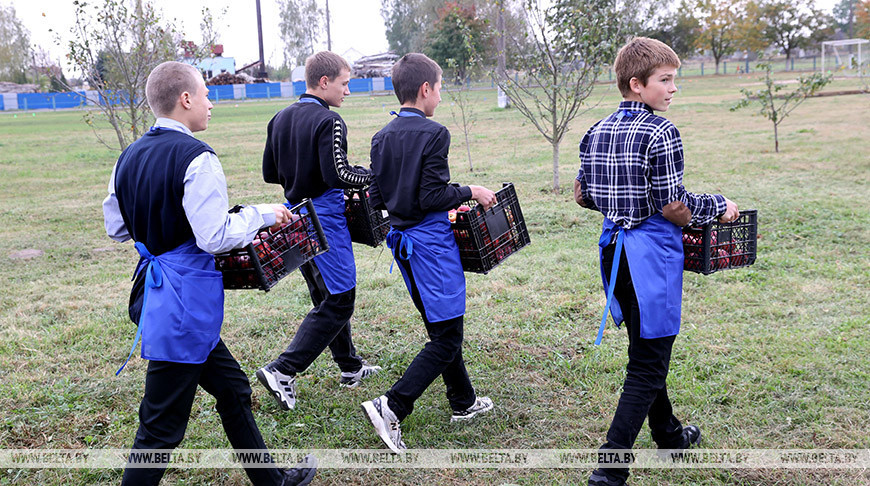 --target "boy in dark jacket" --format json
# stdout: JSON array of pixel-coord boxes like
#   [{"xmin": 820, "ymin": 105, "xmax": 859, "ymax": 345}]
[
  {"xmin": 360, "ymin": 53, "xmax": 498, "ymax": 453},
  {"xmin": 258, "ymin": 51, "xmax": 380, "ymax": 410}
]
